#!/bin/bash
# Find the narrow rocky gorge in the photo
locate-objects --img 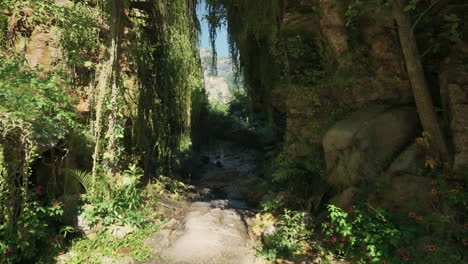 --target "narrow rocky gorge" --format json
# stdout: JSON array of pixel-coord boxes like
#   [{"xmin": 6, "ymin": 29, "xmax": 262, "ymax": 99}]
[{"xmin": 1, "ymin": 0, "xmax": 466, "ymax": 263}]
